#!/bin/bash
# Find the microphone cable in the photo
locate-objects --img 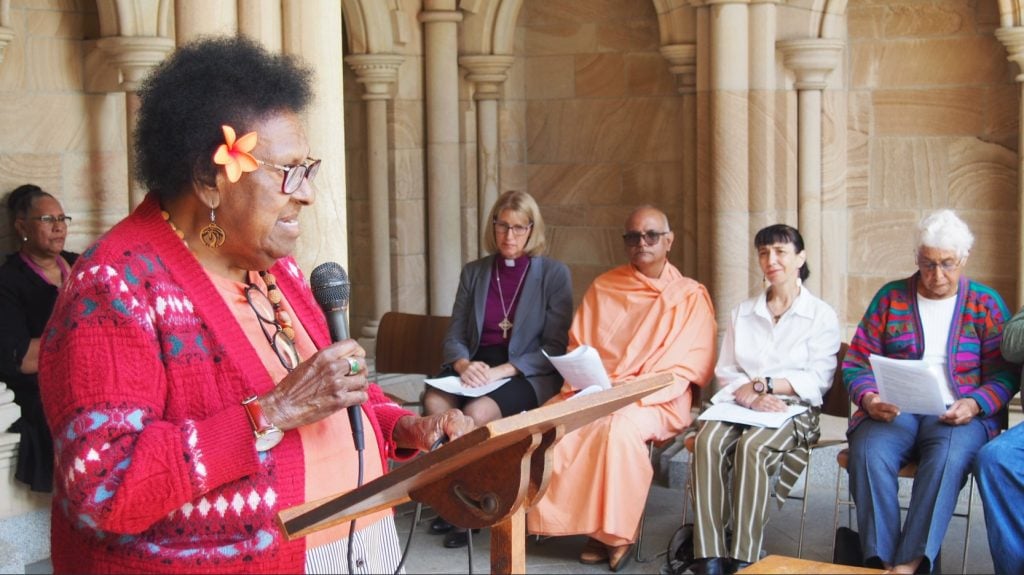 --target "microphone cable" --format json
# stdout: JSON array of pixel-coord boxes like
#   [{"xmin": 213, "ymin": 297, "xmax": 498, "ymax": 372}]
[
  {"xmin": 347, "ymin": 433, "xmax": 365, "ymax": 574},
  {"xmin": 392, "ymin": 435, "xmax": 448, "ymax": 575}
]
